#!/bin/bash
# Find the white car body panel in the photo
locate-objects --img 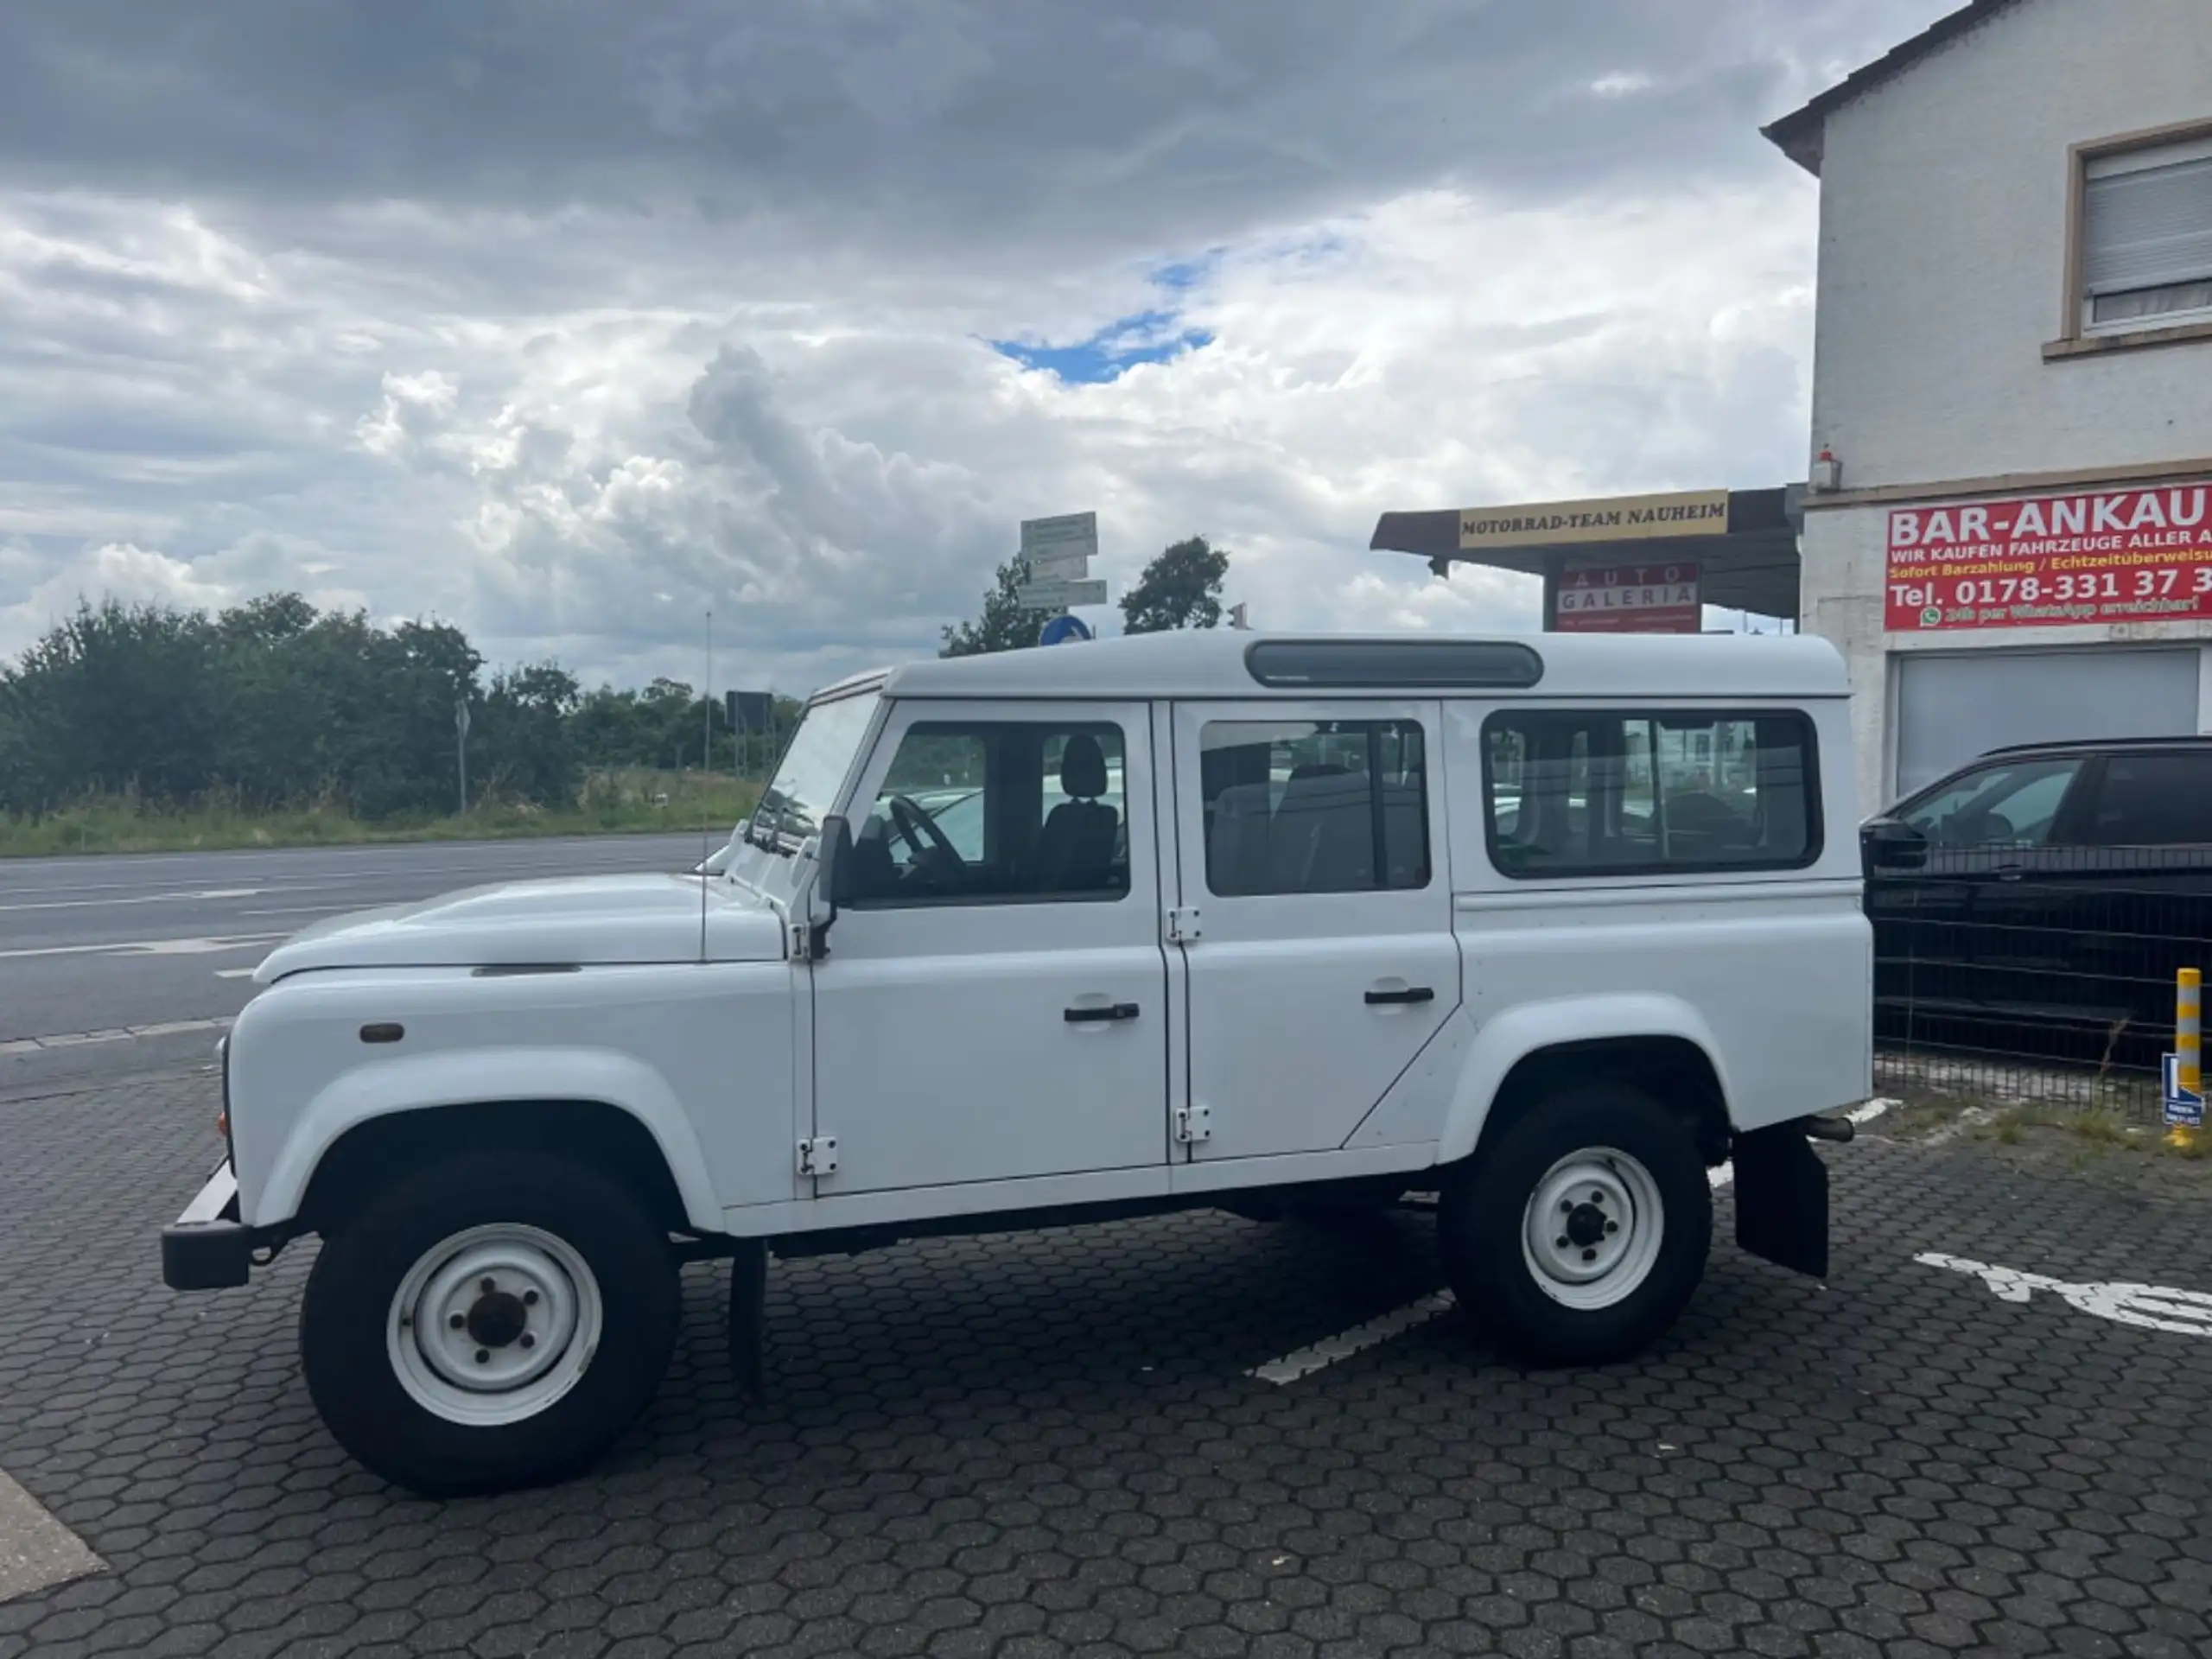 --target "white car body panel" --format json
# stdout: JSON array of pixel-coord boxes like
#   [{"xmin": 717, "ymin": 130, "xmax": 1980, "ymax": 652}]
[
  {"xmin": 215, "ymin": 630, "xmax": 1872, "ymax": 1248},
  {"xmin": 226, "ymin": 963, "xmax": 798, "ymax": 1230},
  {"xmin": 253, "ymin": 874, "xmax": 785, "ymax": 982}
]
